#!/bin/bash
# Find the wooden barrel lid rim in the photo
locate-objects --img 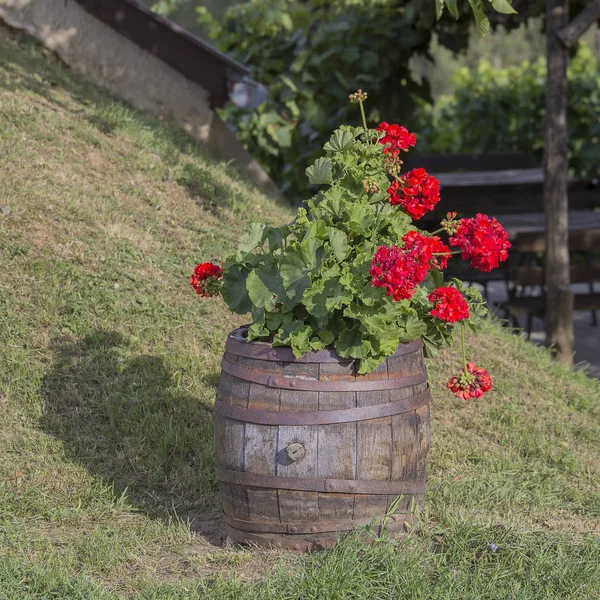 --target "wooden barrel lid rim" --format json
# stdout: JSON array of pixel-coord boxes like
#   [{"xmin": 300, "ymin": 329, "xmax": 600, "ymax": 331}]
[{"xmin": 226, "ymin": 325, "xmax": 424, "ymax": 363}]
